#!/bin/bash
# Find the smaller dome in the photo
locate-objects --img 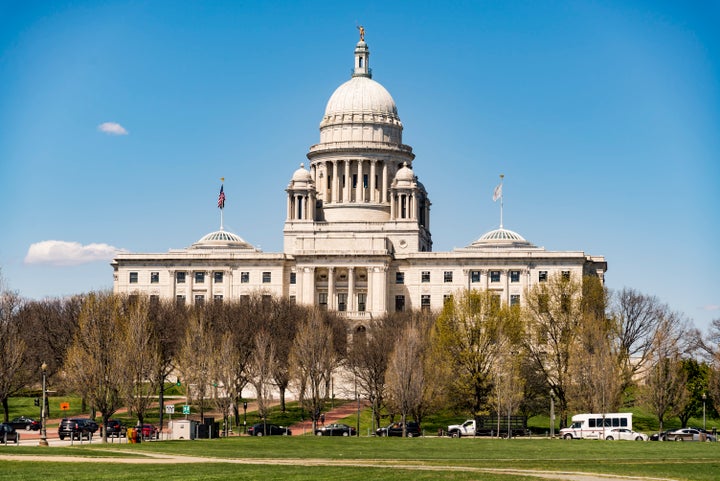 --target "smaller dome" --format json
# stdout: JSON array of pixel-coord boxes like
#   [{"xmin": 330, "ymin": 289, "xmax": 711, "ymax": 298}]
[
  {"xmin": 395, "ymin": 163, "xmax": 414, "ymax": 182},
  {"xmin": 190, "ymin": 229, "xmax": 255, "ymax": 250},
  {"xmin": 292, "ymin": 163, "xmax": 312, "ymax": 182},
  {"xmin": 464, "ymin": 228, "xmax": 536, "ymax": 249}
]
